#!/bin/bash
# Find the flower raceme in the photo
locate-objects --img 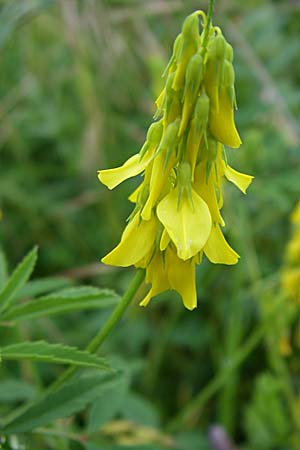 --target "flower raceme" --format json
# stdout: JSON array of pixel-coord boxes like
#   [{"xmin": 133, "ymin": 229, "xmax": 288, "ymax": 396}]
[{"xmin": 98, "ymin": 11, "xmax": 253, "ymax": 310}]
